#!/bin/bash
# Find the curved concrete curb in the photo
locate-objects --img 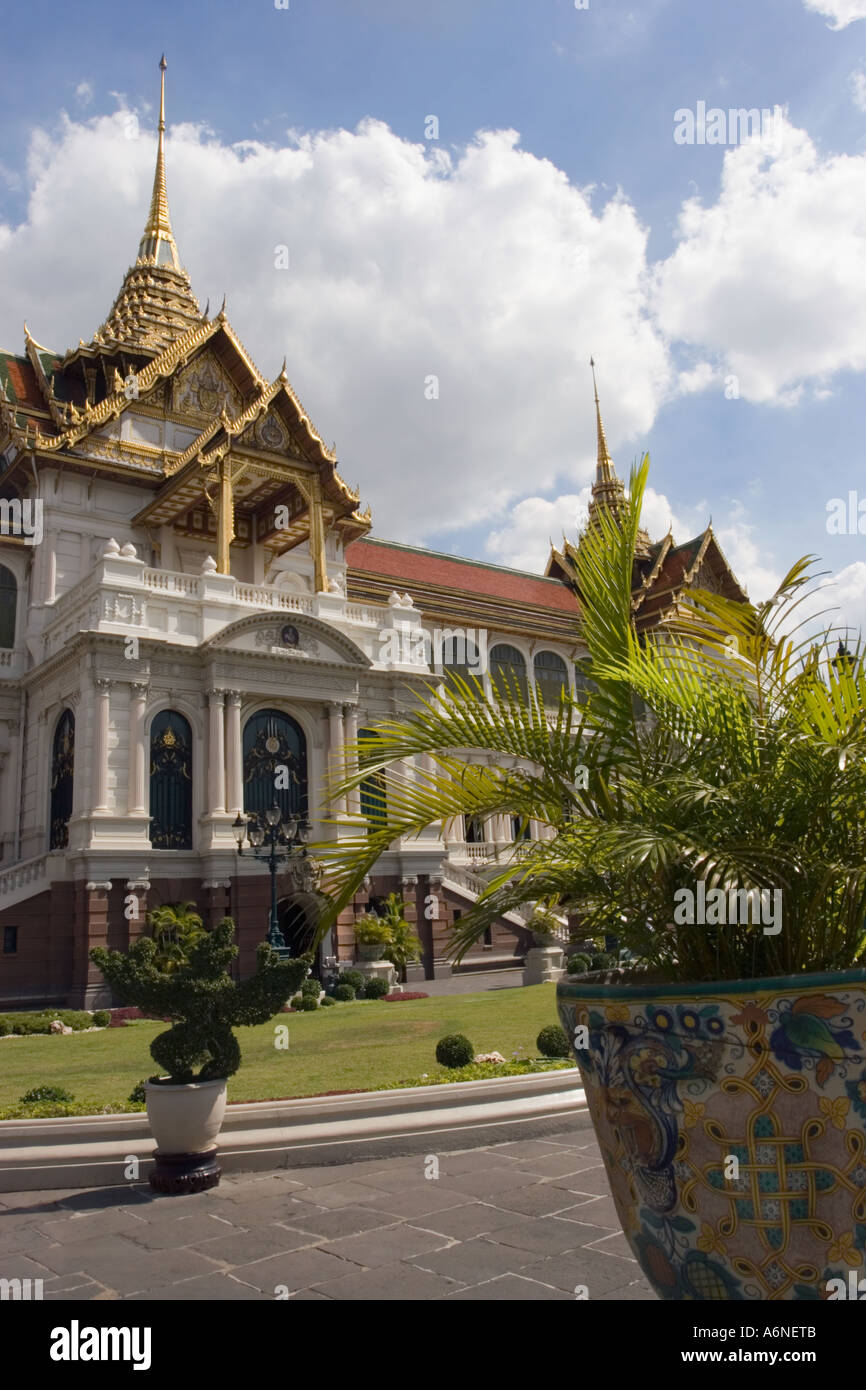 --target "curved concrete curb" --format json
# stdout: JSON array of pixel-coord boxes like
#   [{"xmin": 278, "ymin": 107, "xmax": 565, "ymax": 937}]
[{"xmin": 0, "ymin": 1069, "xmax": 587, "ymax": 1192}]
